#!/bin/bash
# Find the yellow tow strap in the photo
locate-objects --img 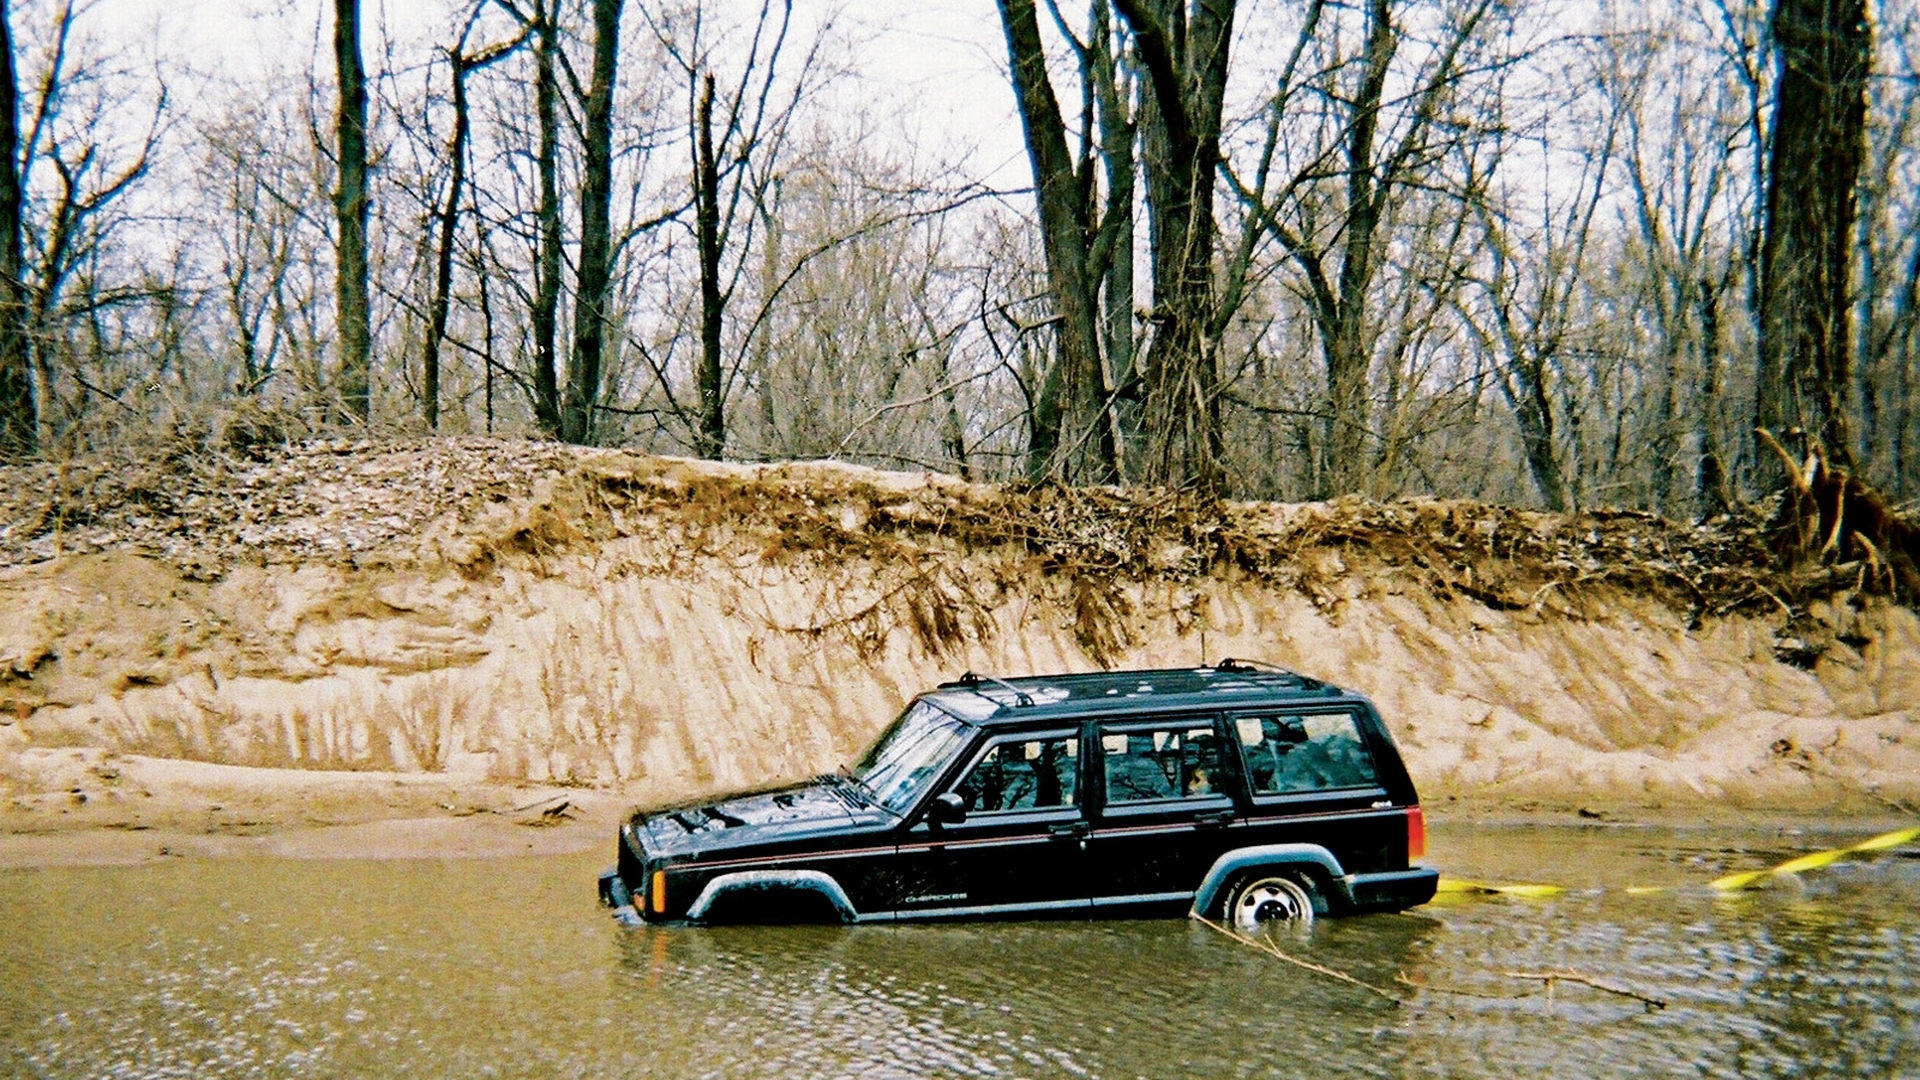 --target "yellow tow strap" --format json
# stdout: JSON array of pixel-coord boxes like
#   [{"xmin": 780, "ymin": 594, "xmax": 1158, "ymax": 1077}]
[
  {"xmin": 1434, "ymin": 825, "xmax": 1920, "ymax": 899},
  {"xmin": 1433, "ymin": 878, "xmax": 1566, "ymax": 898},
  {"xmin": 1708, "ymin": 826, "xmax": 1920, "ymax": 892}
]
